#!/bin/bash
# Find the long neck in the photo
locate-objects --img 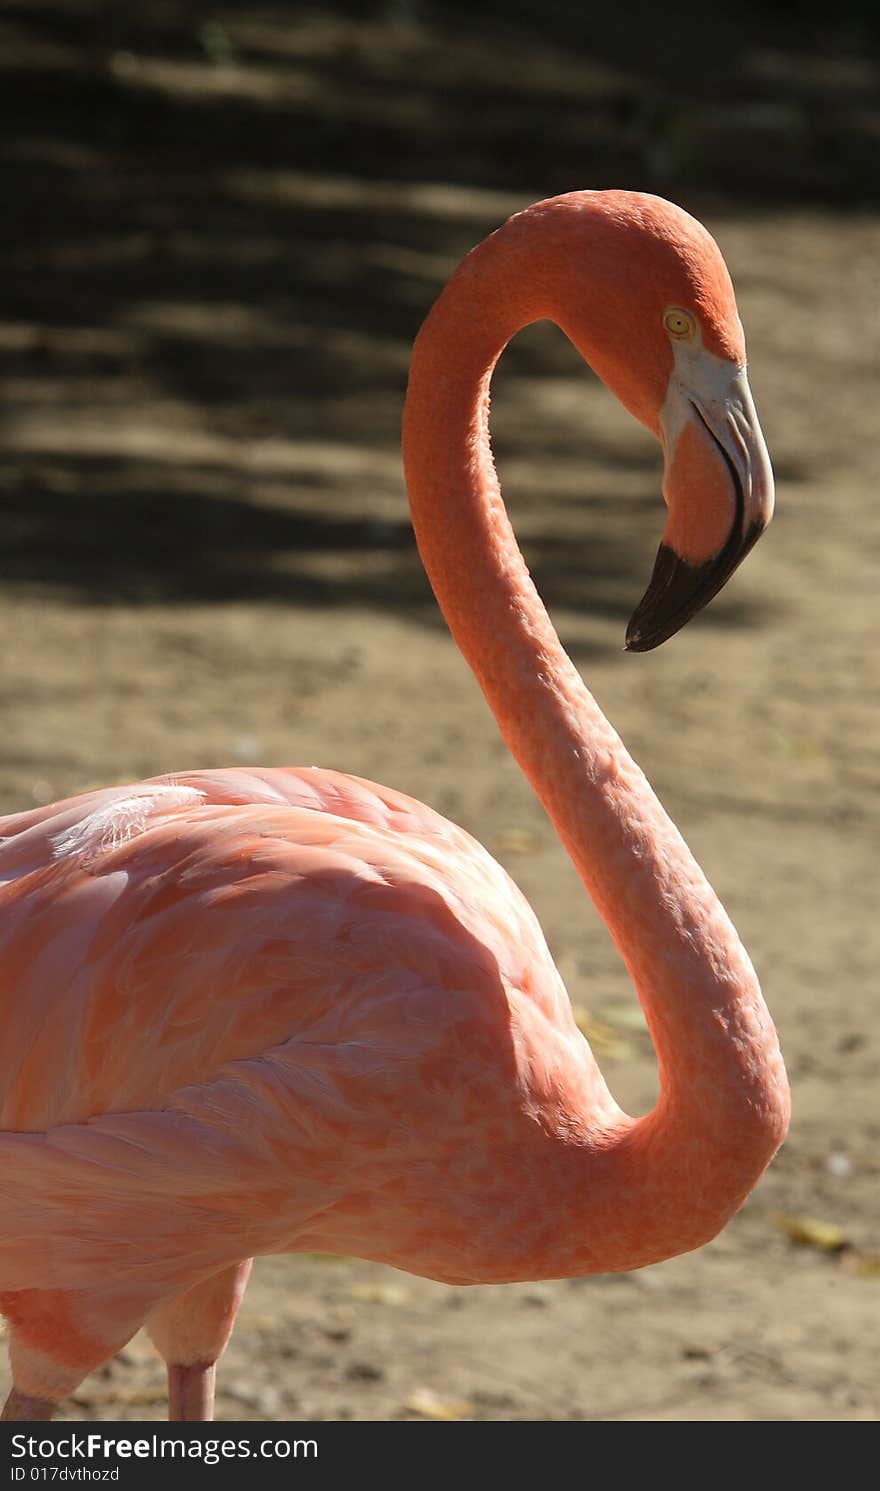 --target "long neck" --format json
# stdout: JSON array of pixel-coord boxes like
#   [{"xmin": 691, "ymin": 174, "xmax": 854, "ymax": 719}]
[{"xmin": 402, "ymin": 224, "xmax": 789, "ymax": 1268}]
